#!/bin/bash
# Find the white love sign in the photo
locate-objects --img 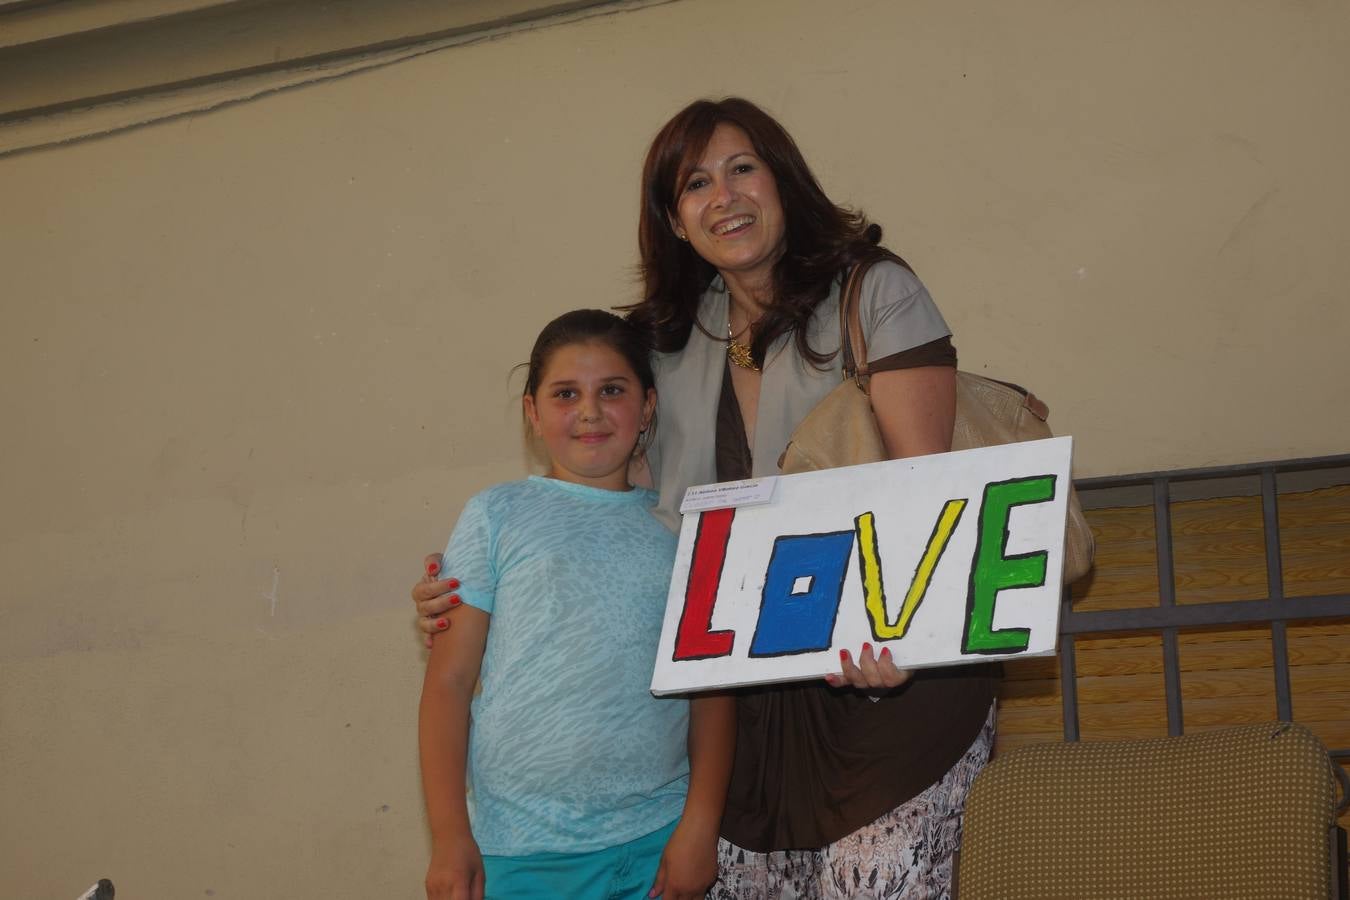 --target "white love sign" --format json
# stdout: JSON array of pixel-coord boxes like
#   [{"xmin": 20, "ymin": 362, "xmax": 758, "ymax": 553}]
[{"xmin": 650, "ymin": 437, "xmax": 1073, "ymax": 695}]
